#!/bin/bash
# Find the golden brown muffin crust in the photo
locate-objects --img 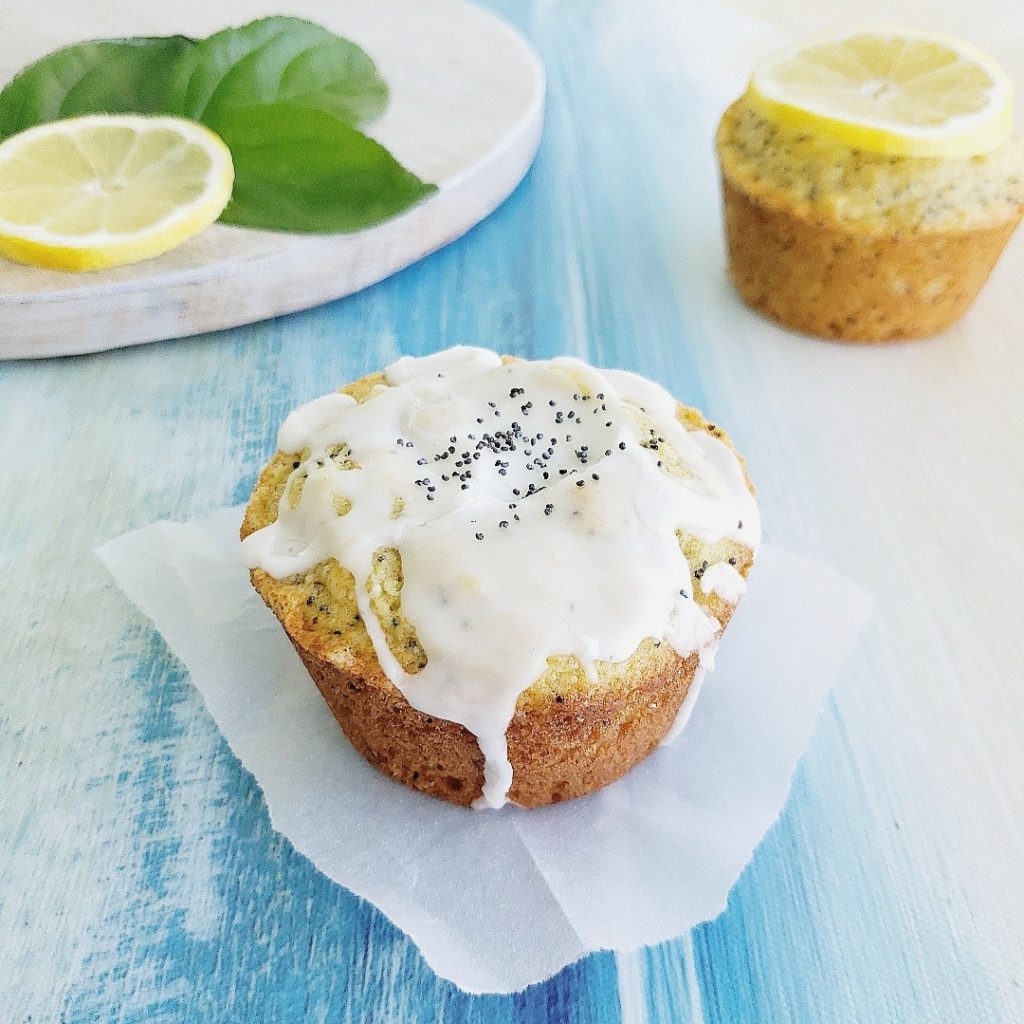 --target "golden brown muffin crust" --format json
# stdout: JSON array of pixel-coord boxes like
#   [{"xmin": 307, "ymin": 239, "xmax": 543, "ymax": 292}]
[
  {"xmin": 243, "ymin": 363, "xmax": 756, "ymax": 806},
  {"xmin": 716, "ymin": 98, "xmax": 1023, "ymax": 341},
  {"xmin": 717, "ymin": 97, "xmax": 1024, "ymax": 234}
]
